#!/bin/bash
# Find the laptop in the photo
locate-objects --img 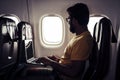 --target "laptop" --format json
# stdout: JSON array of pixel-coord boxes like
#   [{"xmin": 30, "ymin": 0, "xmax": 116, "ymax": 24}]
[
  {"xmin": 25, "ymin": 40, "xmax": 44, "ymax": 65},
  {"xmin": 19, "ymin": 23, "xmax": 53, "ymax": 71},
  {"xmin": 24, "ymin": 40, "xmax": 53, "ymax": 71}
]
